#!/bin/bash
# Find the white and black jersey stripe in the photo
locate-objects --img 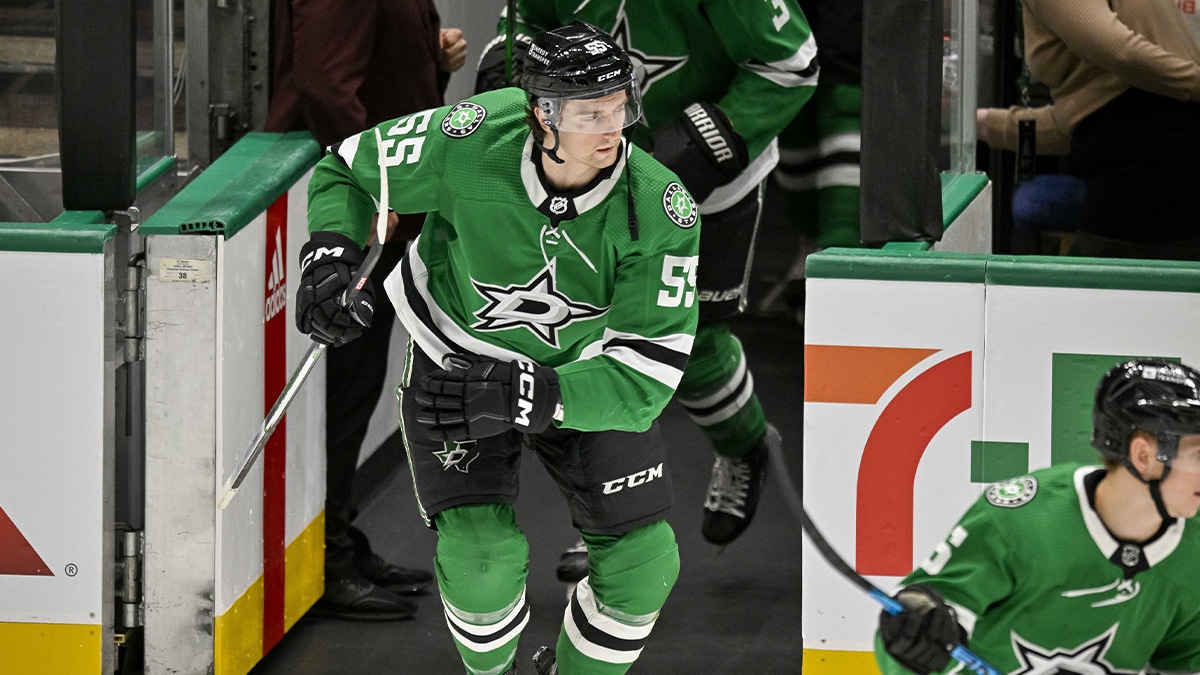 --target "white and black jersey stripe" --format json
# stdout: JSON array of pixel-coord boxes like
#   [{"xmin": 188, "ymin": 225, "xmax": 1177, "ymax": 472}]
[
  {"xmin": 740, "ymin": 33, "xmax": 820, "ymax": 89},
  {"xmin": 388, "ymin": 244, "xmax": 693, "ymax": 388},
  {"xmin": 385, "ymin": 241, "xmax": 529, "ymax": 366},
  {"xmin": 578, "ymin": 328, "xmax": 693, "ymax": 390}
]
